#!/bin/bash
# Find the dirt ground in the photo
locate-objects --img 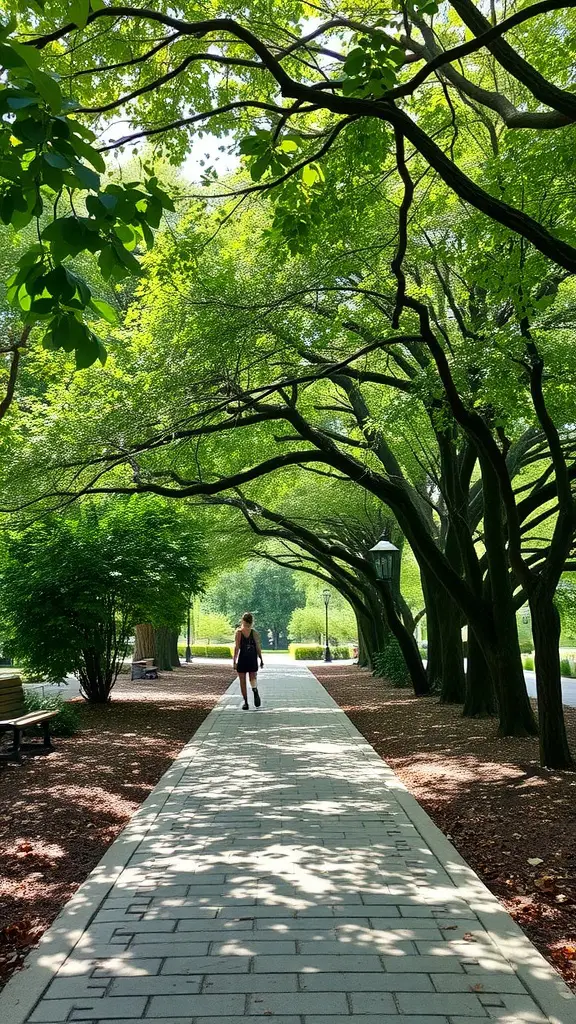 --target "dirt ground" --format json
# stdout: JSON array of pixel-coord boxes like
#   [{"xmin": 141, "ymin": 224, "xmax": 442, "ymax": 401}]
[
  {"xmin": 312, "ymin": 664, "xmax": 576, "ymax": 993},
  {"xmin": 0, "ymin": 664, "xmax": 232, "ymax": 990}
]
